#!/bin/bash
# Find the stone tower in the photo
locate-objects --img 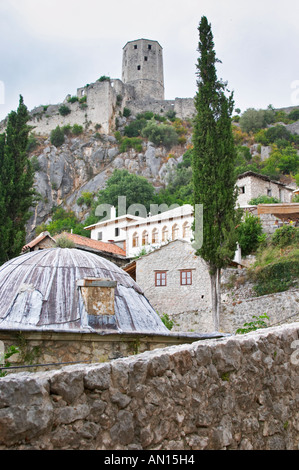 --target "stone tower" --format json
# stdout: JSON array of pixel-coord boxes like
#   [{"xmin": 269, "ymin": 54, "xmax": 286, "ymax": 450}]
[{"xmin": 122, "ymin": 39, "xmax": 165, "ymax": 101}]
